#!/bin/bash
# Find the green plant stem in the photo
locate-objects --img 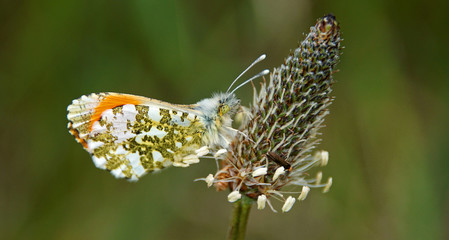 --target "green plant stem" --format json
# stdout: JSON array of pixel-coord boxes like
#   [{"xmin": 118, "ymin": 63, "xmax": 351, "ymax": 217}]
[{"xmin": 227, "ymin": 196, "xmax": 253, "ymax": 240}]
